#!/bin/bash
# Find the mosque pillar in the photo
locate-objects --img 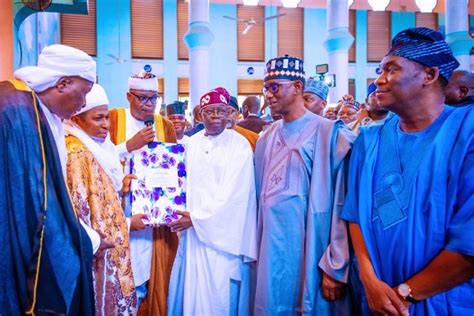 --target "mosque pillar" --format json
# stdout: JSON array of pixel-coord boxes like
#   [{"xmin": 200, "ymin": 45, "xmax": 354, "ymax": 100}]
[
  {"xmin": 184, "ymin": 0, "xmax": 214, "ymax": 109},
  {"xmin": 0, "ymin": 0, "xmax": 13, "ymax": 80},
  {"xmin": 323, "ymin": 0, "xmax": 354, "ymax": 103},
  {"xmin": 445, "ymin": 0, "xmax": 472, "ymax": 71}
]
